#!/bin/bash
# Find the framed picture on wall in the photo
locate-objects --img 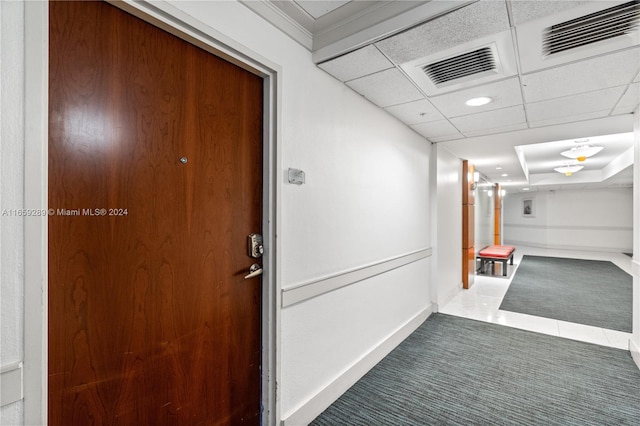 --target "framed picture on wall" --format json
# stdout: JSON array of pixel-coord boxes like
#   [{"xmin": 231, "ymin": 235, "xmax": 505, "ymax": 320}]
[{"xmin": 522, "ymin": 198, "xmax": 535, "ymax": 217}]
